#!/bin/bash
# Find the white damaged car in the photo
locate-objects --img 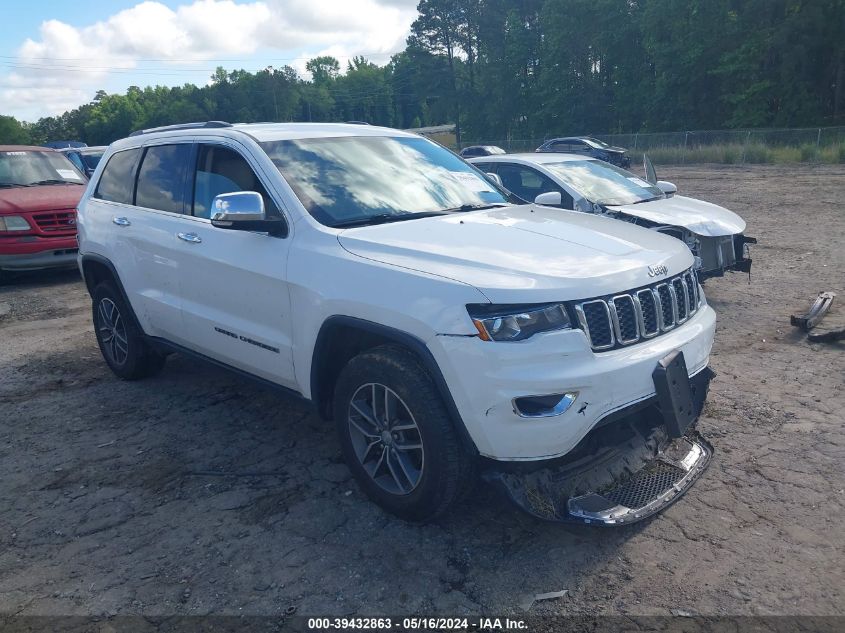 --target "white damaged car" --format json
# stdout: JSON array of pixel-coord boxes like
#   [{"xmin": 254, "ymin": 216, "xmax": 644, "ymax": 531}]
[{"xmin": 470, "ymin": 153, "xmax": 755, "ymax": 279}]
